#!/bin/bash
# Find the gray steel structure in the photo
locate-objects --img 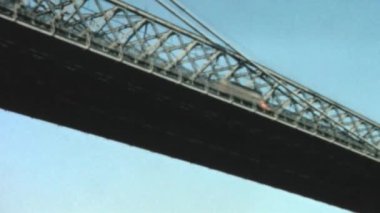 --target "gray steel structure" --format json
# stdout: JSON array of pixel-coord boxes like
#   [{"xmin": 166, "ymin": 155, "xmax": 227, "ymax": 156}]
[
  {"xmin": 1, "ymin": 0, "xmax": 380, "ymax": 211},
  {"xmin": 2, "ymin": 0, "xmax": 379, "ymax": 160}
]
